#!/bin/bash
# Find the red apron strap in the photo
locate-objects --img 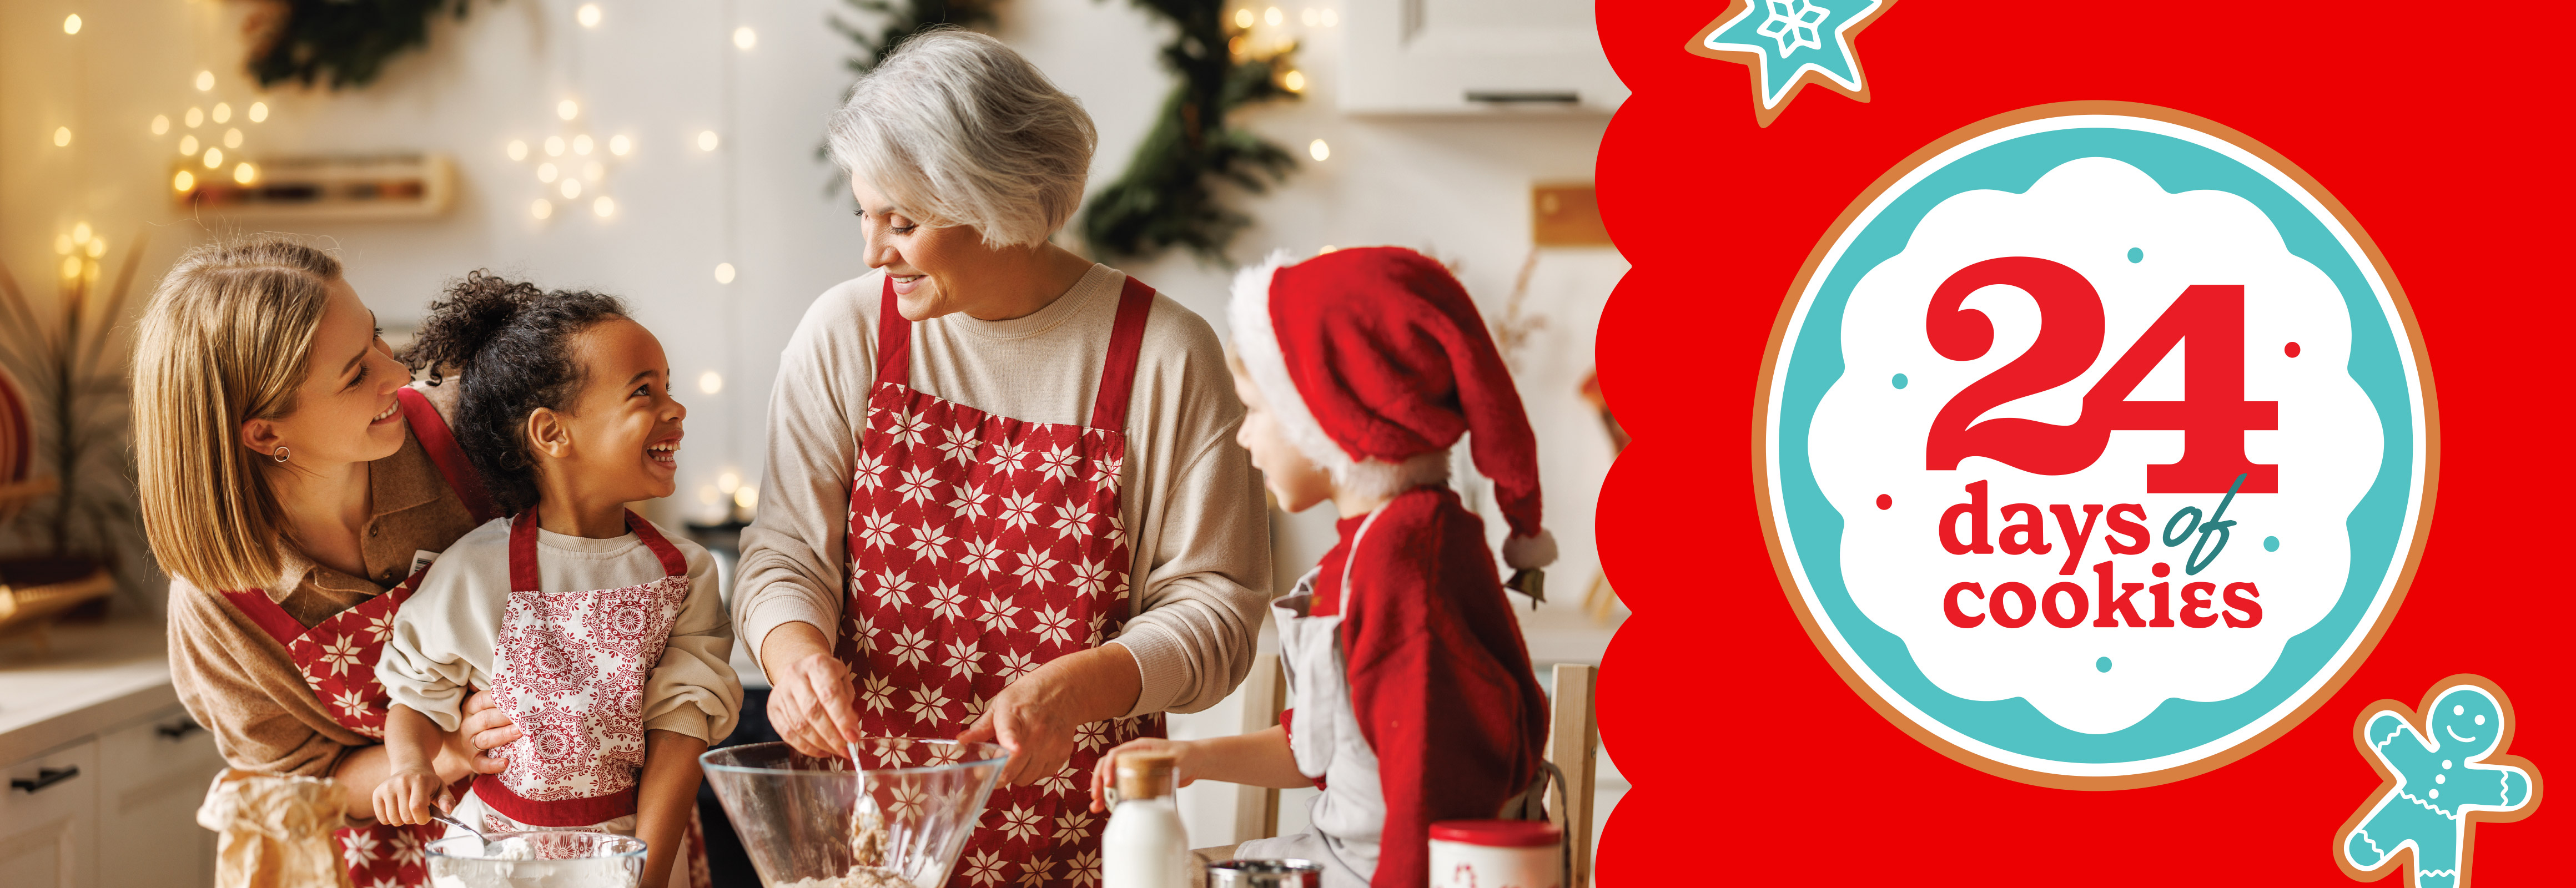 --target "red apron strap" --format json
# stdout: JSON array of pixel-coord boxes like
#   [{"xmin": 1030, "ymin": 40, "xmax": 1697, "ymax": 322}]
[
  {"xmin": 874, "ymin": 275, "xmax": 913, "ymax": 391},
  {"xmin": 219, "ymin": 588, "xmax": 311, "ymax": 648},
  {"xmin": 508, "ymin": 511, "xmax": 542, "ymax": 593},
  {"xmin": 396, "ymin": 386, "xmax": 500, "ymax": 524},
  {"xmin": 623, "ymin": 511, "xmax": 690, "ymax": 578},
  {"xmin": 1089, "ymin": 275, "xmax": 1159, "ymax": 431}
]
